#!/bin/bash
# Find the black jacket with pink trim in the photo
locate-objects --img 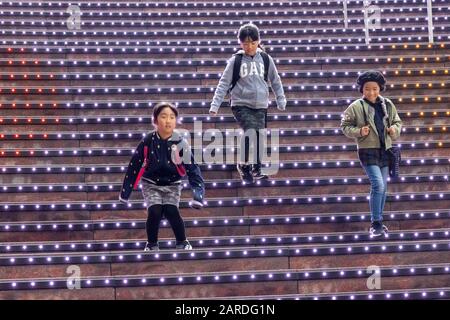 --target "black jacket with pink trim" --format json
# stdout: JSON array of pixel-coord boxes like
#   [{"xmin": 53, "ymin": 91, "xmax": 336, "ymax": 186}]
[{"xmin": 120, "ymin": 130, "xmax": 204, "ymax": 201}]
